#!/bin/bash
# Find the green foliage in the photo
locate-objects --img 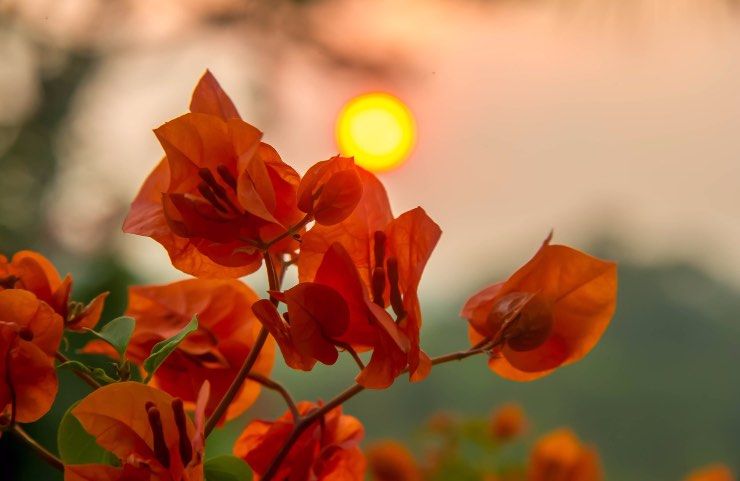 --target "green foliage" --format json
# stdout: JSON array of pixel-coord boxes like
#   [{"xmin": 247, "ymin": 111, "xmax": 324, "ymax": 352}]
[
  {"xmin": 143, "ymin": 316, "xmax": 198, "ymax": 383},
  {"xmin": 86, "ymin": 316, "xmax": 136, "ymax": 359},
  {"xmin": 204, "ymin": 455, "xmax": 253, "ymax": 481},
  {"xmin": 57, "ymin": 403, "xmax": 117, "ymax": 466}
]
